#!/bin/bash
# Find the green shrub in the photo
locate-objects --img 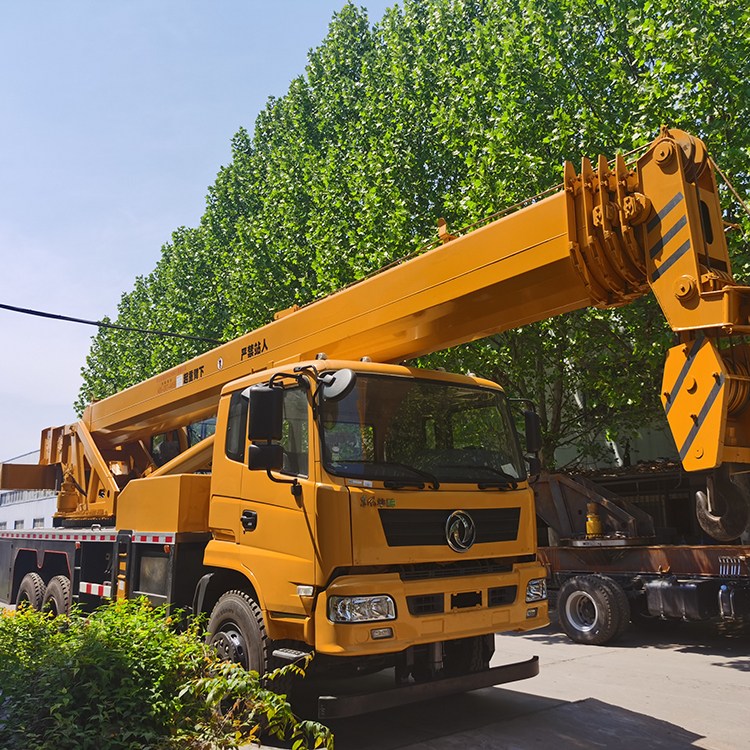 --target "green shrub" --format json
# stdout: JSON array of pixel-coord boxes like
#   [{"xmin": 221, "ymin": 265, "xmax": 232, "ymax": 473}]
[{"xmin": 0, "ymin": 599, "xmax": 332, "ymax": 750}]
